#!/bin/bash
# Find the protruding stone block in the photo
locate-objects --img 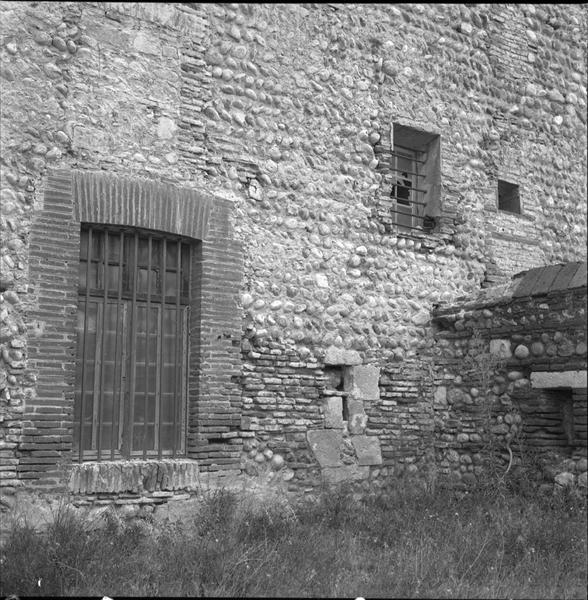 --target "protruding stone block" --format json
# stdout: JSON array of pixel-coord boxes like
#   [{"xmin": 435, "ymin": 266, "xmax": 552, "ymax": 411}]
[
  {"xmin": 324, "ymin": 346, "xmax": 362, "ymax": 366},
  {"xmin": 307, "ymin": 430, "xmax": 342, "ymax": 468},
  {"xmin": 351, "ymin": 435, "xmax": 382, "ymax": 466},
  {"xmin": 530, "ymin": 370, "xmax": 587, "ymax": 389},
  {"xmin": 344, "ymin": 365, "xmax": 380, "ymax": 400}
]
